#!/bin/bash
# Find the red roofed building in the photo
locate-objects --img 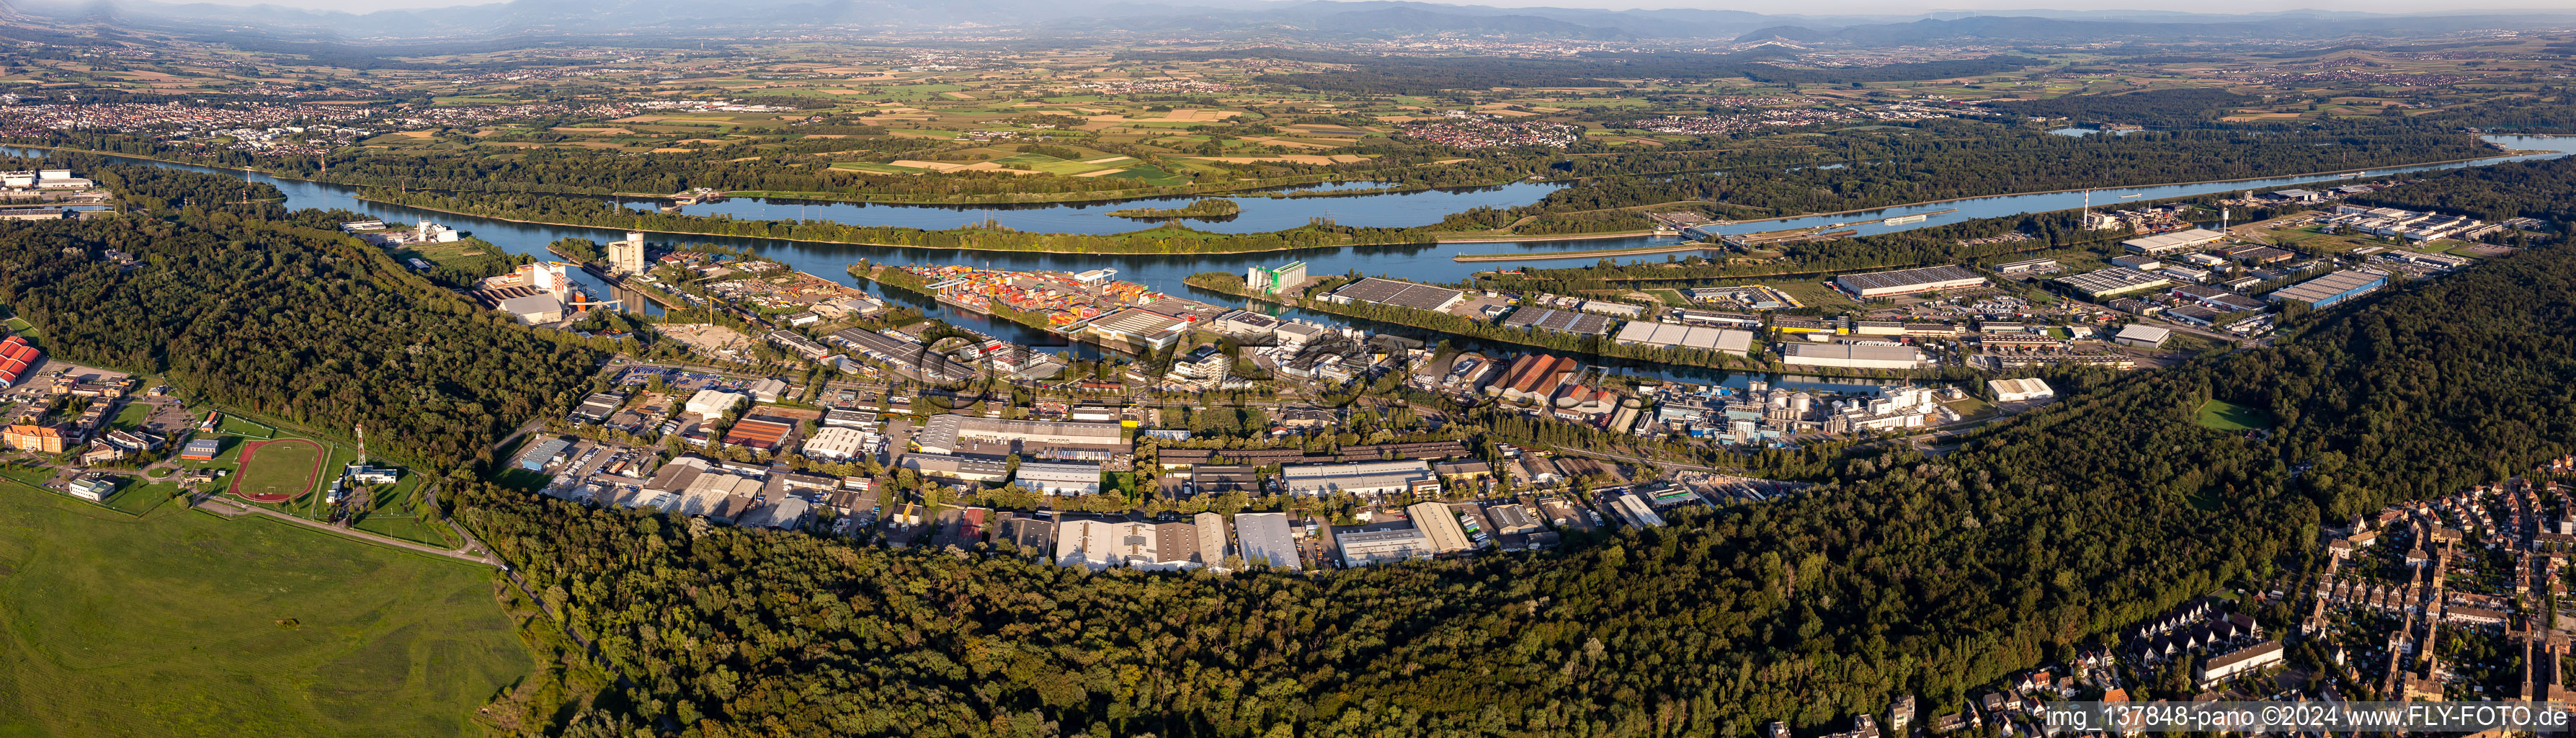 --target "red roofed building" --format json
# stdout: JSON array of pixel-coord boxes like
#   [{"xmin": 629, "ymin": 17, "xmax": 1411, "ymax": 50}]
[
  {"xmin": 0, "ymin": 336, "xmax": 39, "ymax": 386},
  {"xmin": 1485, "ymin": 354, "xmax": 1579, "ymax": 404},
  {"xmin": 721, "ymin": 418, "xmax": 793, "ymax": 451}
]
